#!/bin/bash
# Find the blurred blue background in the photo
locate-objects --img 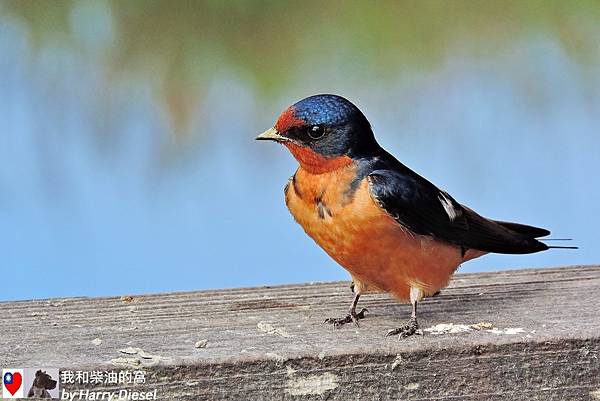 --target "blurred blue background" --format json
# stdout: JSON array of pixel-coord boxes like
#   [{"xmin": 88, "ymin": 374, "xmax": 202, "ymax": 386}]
[{"xmin": 1, "ymin": 1, "xmax": 598, "ymax": 301}]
